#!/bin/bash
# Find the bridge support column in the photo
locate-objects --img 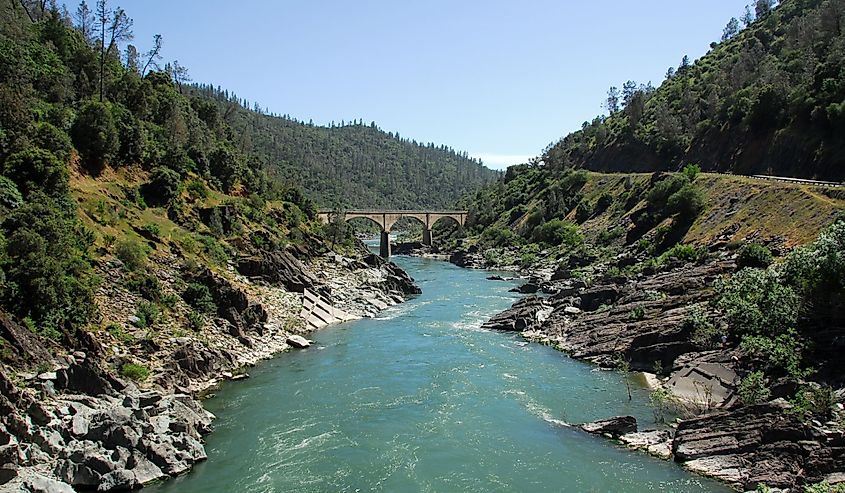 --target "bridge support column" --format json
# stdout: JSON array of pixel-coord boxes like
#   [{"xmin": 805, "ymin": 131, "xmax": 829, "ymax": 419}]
[
  {"xmin": 380, "ymin": 230, "xmax": 391, "ymax": 258},
  {"xmin": 422, "ymin": 228, "xmax": 432, "ymax": 247}
]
